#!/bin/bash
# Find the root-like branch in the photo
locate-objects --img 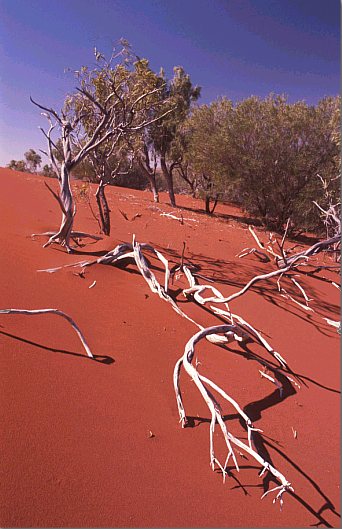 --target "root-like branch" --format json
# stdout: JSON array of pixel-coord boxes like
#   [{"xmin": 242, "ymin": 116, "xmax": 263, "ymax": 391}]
[{"xmin": 175, "ymin": 325, "xmax": 293, "ymax": 503}]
